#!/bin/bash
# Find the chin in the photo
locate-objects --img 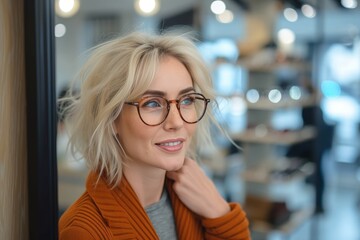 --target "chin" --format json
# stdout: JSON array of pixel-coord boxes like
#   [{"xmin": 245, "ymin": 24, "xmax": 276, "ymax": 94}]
[{"xmin": 163, "ymin": 157, "xmax": 185, "ymax": 171}]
